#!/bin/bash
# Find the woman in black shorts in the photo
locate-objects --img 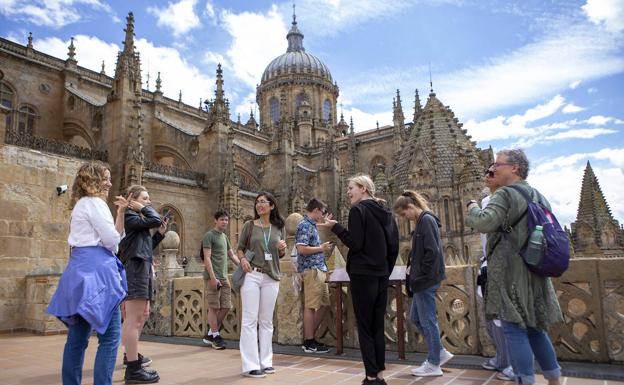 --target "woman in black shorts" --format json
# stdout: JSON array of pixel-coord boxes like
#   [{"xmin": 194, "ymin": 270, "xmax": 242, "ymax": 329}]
[{"xmin": 121, "ymin": 185, "xmax": 167, "ymax": 384}]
